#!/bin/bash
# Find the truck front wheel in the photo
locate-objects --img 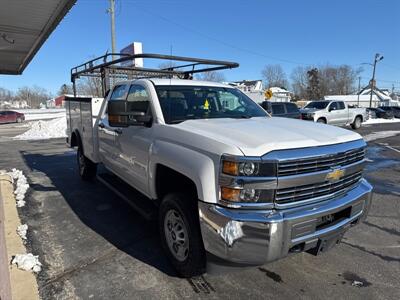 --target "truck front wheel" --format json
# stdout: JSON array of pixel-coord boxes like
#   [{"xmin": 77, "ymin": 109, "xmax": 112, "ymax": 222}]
[
  {"xmin": 77, "ymin": 144, "xmax": 97, "ymax": 180},
  {"xmin": 351, "ymin": 116, "xmax": 362, "ymax": 129},
  {"xmin": 317, "ymin": 118, "xmax": 326, "ymax": 124},
  {"xmin": 159, "ymin": 193, "xmax": 206, "ymax": 278}
]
